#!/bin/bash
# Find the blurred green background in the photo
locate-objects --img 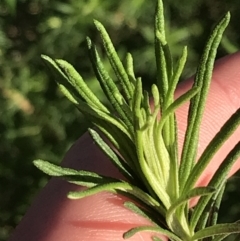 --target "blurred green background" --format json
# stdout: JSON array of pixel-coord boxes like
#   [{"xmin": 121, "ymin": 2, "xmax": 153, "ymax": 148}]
[{"xmin": 0, "ymin": 0, "xmax": 239, "ymax": 240}]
